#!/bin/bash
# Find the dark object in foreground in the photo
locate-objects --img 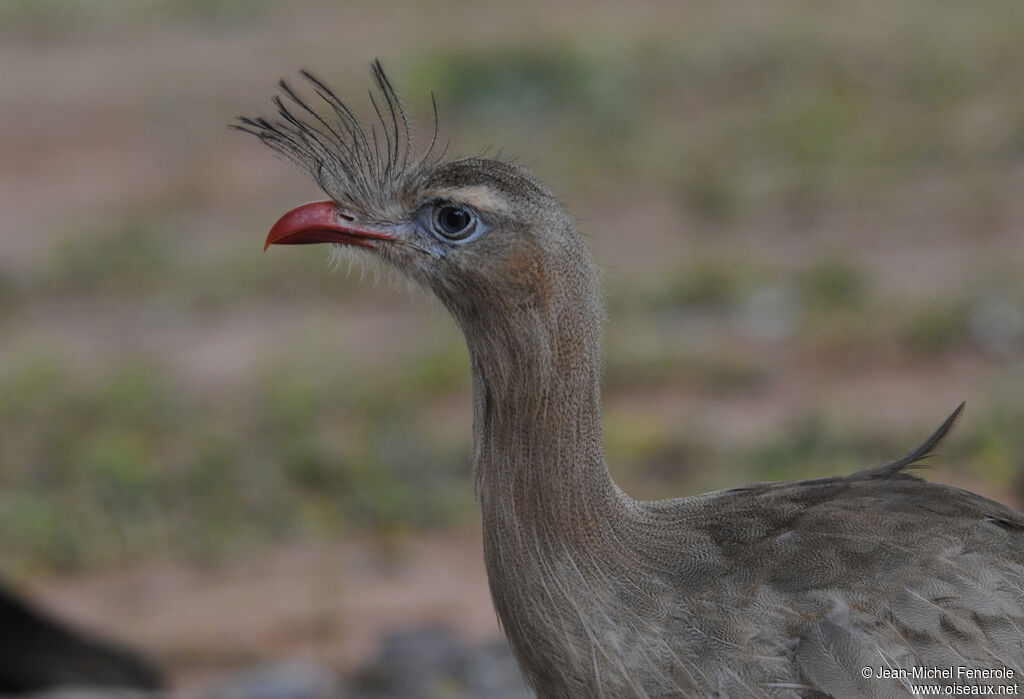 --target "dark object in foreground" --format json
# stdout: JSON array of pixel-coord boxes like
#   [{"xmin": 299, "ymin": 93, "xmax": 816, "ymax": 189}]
[
  {"xmin": 237, "ymin": 63, "xmax": 1024, "ymax": 697},
  {"xmin": 0, "ymin": 582, "xmax": 163, "ymax": 693}
]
